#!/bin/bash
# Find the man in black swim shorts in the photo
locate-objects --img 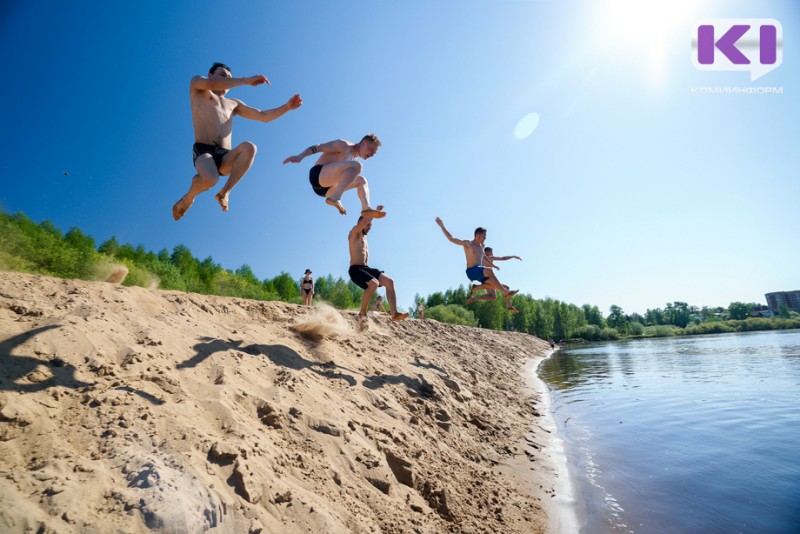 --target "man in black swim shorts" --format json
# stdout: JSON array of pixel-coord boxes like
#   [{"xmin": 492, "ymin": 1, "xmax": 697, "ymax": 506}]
[
  {"xmin": 347, "ymin": 207, "xmax": 408, "ymax": 322},
  {"xmin": 172, "ymin": 62, "xmax": 302, "ymax": 221},
  {"xmin": 283, "ymin": 135, "xmax": 387, "ymax": 219}
]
